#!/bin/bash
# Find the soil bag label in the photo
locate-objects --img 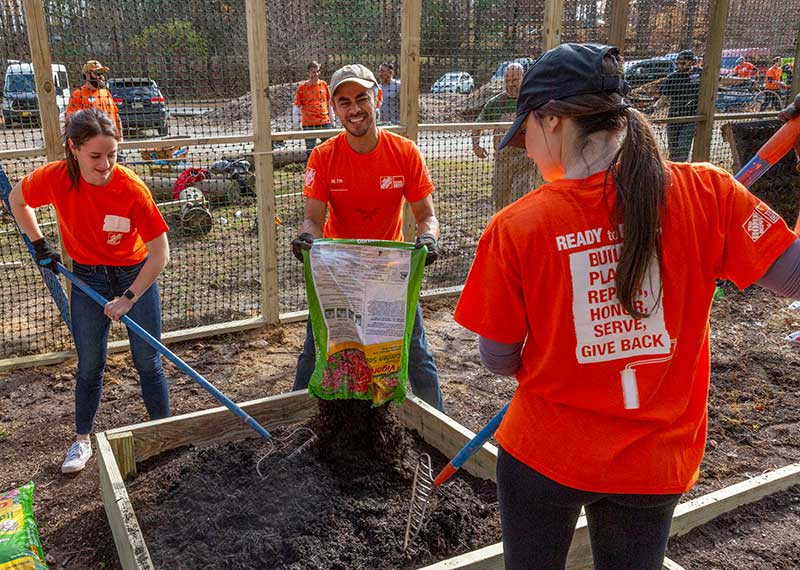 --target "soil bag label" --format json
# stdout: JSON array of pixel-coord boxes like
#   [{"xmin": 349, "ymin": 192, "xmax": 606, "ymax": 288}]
[
  {"xmin": 304, "ymin": 239, "xmax": 426, "ymax": 405},
  {"xmin": 0, "ymin": 482, "xmax": 48, "ymax": 570}
]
